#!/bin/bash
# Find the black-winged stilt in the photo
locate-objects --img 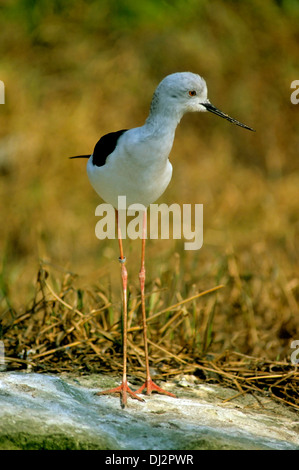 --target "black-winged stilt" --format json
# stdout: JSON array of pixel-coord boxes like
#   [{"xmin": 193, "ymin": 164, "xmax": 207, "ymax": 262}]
[{"xmin": 71, "ymin": 72, "xmax": 254, "ymax": 408}]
